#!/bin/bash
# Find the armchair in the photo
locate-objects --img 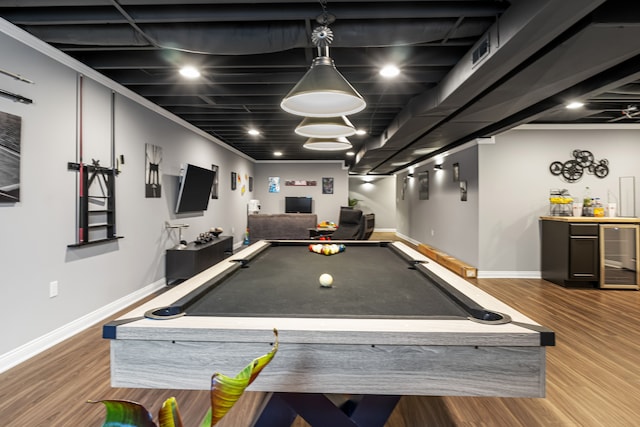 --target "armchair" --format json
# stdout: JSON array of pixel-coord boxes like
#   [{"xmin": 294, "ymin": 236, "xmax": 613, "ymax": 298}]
[{"xmin": 331, "ymin": 208, "xmax": 365, "ymax": 240}]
